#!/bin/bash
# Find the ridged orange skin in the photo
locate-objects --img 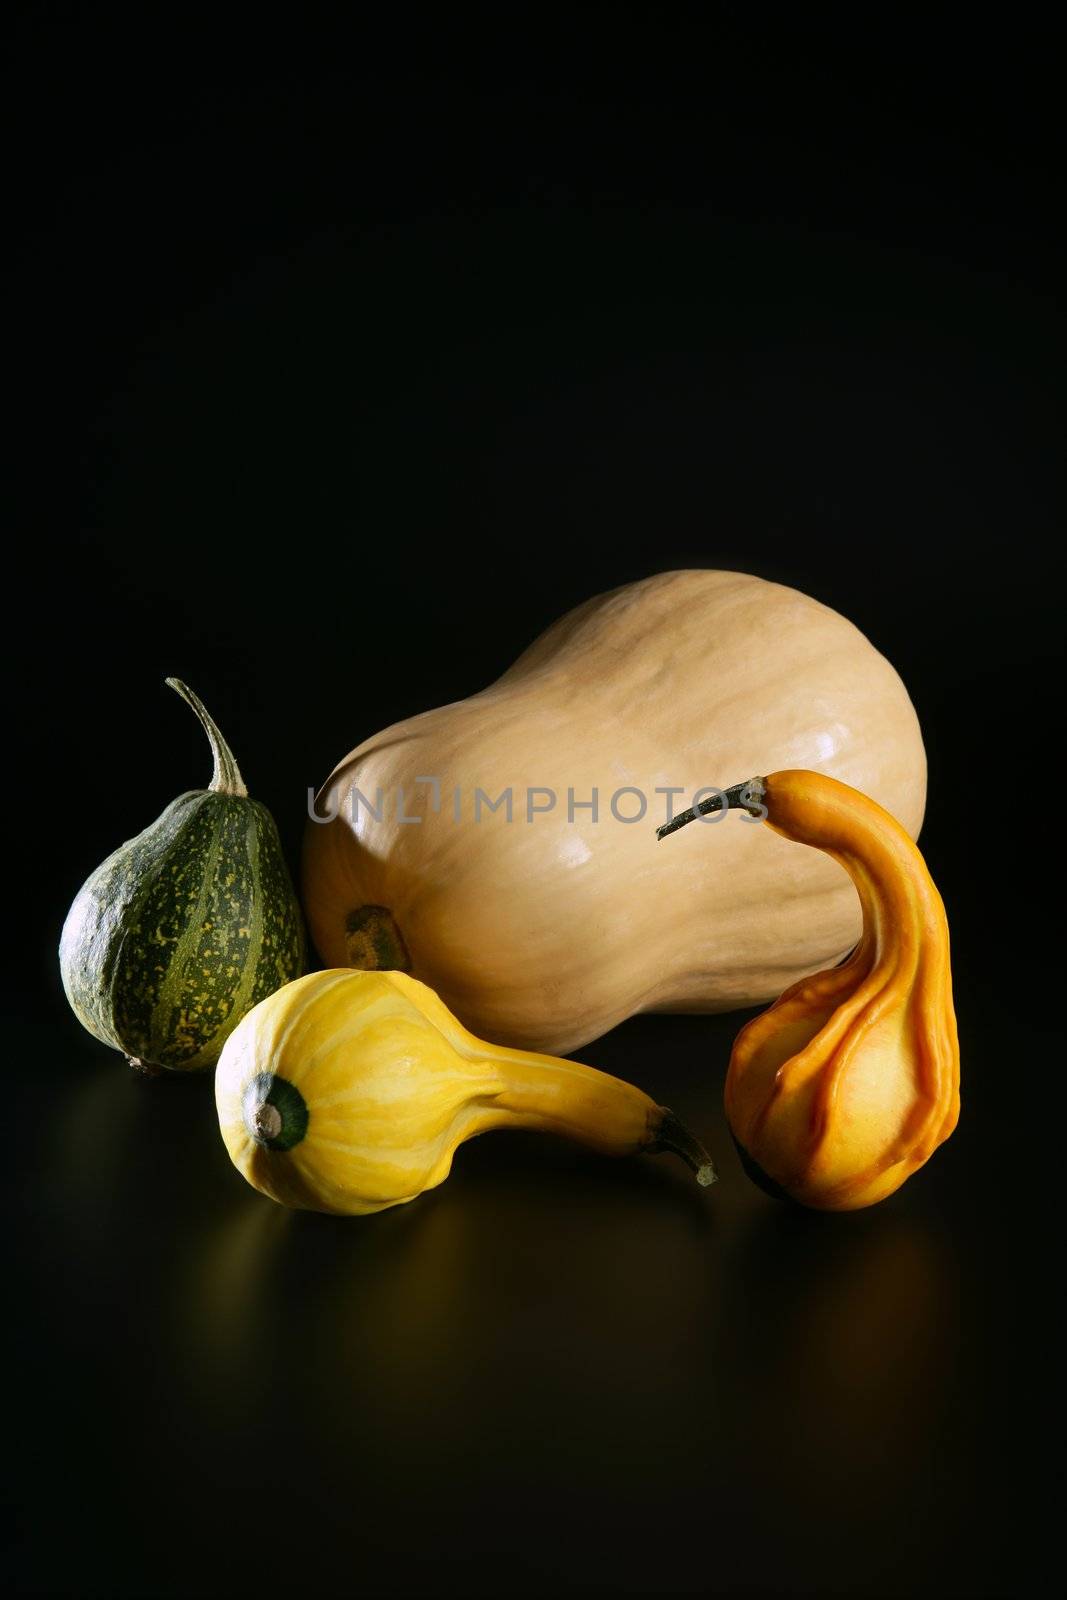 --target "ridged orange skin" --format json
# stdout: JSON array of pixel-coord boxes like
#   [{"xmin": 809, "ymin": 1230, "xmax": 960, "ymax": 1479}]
[
  {"xmin": 726, "ymin": 771, "xmax": 960, "ymax": 1211},
  {"xmin": 303, "ymin": 571, "xmax": 927, "ymax": 1055}
]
